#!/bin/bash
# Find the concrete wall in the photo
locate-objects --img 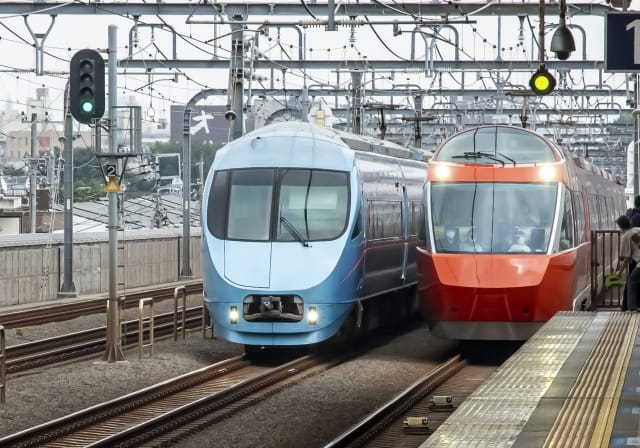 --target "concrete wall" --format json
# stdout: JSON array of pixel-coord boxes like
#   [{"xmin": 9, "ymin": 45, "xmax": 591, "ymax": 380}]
[
  {"xmin": 0, "ymin": 234, "xmax": 202, "ymax": 306},
  {"xmin": 0, "ymin": 245, "xmax": 58, "ymax": 306}
]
